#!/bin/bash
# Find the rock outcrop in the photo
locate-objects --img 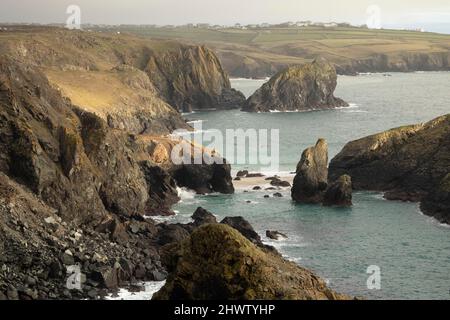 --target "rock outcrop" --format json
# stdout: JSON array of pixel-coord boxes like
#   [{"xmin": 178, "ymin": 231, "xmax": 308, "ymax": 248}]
[
  {"xmin": 0, "ymin": 27, "xmax": 245, "ymax": 132},
  {"xmin": 243, "ymin": 59, "xmax": 348, "ymax": 112},
  {"xmin": 291, "ymin": 139, "xmax": 329, "ymax": 204},
  {"xmin": 152, "ymin": 224, "xmax": 351, "ymax": 300},
  {"xmin": 292, "ymin": 139, "xmax": 353, "ymax": 207},
  {"xmin": 144, "ymin": 45, "xmax": 246, "ymax": 112},
  {"xmin": 323, "ymin": 175, "xmax": 353, "ymax": 207},
  {"xmin": 329, "ymin": 115, "xmax": 450, "ymax": 223}
]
